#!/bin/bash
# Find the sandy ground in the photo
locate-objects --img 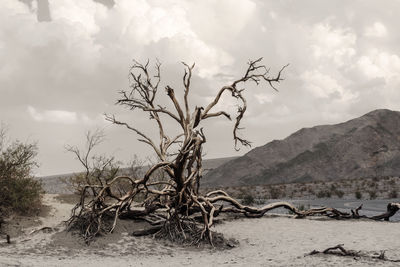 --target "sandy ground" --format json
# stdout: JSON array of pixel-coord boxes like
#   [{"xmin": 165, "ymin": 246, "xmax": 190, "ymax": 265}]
[{"xmin": 1, "ymin": 194, "xmax": 399, "ymax": 266}]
